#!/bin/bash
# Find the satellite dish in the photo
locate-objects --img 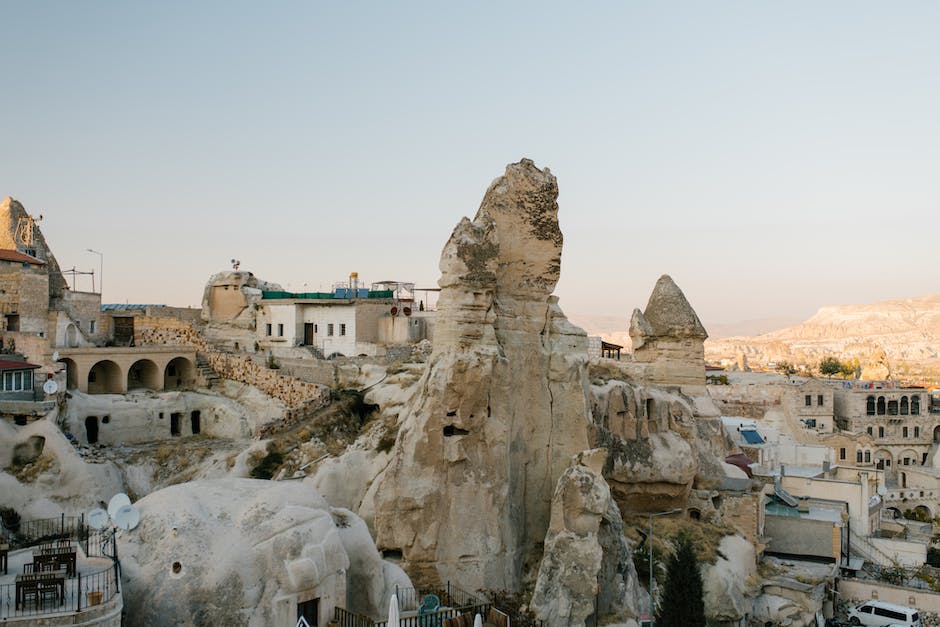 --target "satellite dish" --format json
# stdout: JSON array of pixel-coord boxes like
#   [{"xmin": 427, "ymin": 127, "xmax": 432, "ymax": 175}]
[
  {"xmin": 52, "ymin": 351, "xmax": 60, "ymax": 362},
  {"xmin": 108, "ymin": 493, "xmax": 131, "ymax": 519},
  {"xmin": 390, "ymin": 306, "xmax": 399, "ymax": 316},
  {"xmin": 403, "ymin": 307, "xmax": 412, "ymax": 317},
  {"xmin": 88, "ymin": 508, "xmax": 109, "ymax": 530},
  {"xmin": 113, "ymin": 504, "xmax": 140, "ymax": 531},
  {"xmin": 43, "ymin": 379, "xmax": 58, "ymax": 395},
  {"xmin": 878, "ymin": 485, "xmax": 887, "ymax": 496}
]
